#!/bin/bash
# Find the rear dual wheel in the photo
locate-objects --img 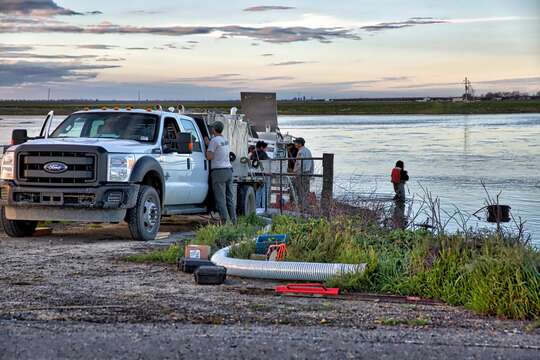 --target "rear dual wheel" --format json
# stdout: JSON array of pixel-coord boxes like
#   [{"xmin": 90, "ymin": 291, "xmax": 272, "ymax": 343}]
[{"xmin": 237, "ymin": 185, "xmax": 256, "ymax": 216}]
